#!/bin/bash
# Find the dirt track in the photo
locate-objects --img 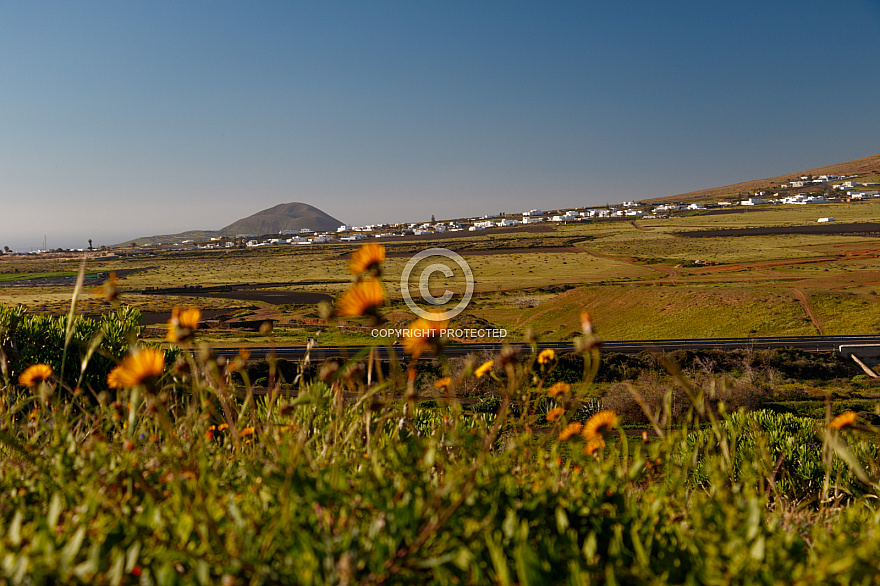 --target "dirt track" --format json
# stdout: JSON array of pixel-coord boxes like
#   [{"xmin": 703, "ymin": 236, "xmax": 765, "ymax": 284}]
[{"xmin": 791, "ymin": 288, "xmax": 823, "ymax": 334}]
